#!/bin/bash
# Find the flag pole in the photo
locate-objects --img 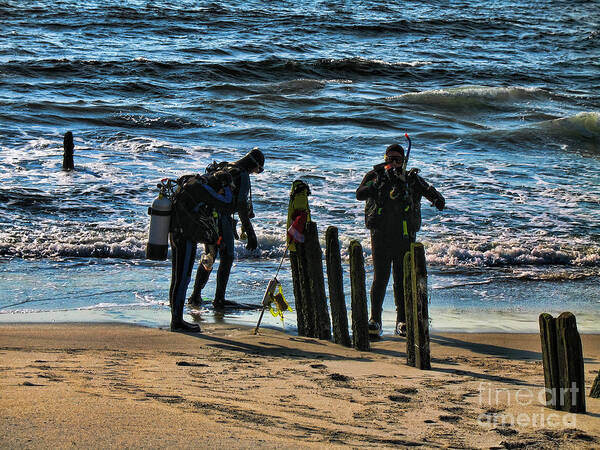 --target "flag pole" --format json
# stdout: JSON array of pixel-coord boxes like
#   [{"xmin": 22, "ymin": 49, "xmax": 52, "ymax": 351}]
[{"xmin": 274, "ymin": 240, "xmax": 290, "ymax": 279}]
